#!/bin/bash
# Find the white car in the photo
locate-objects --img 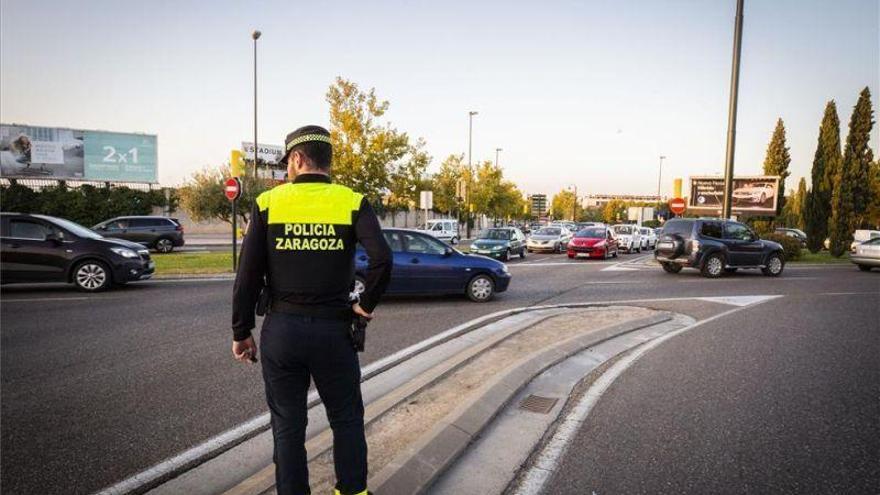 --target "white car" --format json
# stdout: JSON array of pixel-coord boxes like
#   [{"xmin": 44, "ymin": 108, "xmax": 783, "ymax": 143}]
[
  {"xmin": 640, "ymin": 227, "xmax": 657, "ymax": 250},
  {"xmin": 850, "ymin": 229, "xmax": 880, "ymax": 252},
  {"xmin": 422, "ymin": 219, "xmax": 460, "ymax": 244},
  {"xmin": 851, "ymin": 237, "xmax": 880, "ymax": 271},
  {"xmin": 612, "ymin": 224, "xmax": 642, "ymax": 253},
  {"xmin": 733, "ymin": 183, "xmax": 776, "ymax": 204},
  {"xmin": 526, "ymin": 226, "xmax": 572, "ymax": 253}
]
